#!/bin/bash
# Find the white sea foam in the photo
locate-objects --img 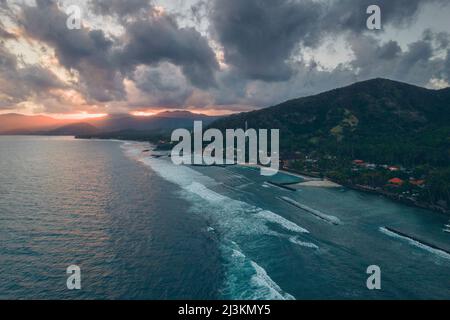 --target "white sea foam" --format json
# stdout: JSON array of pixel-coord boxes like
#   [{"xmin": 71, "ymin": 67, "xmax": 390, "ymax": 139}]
[
  {"xmin": 121, "ymin": 142, "xmax": 151, "ymax": 159},
  {"xmin": 289, "ymin": 237, "xmax": 319, "ymax": 249},
  {"xmin": 123, "ymin": 142, "xmax": 311, "ymax": 238},
  {"xmin": 280, "ymin": 197, "xmax": 341, "ymax": 225},
  {"xmin": 225, "ymin": 245, "xmax": 295, "ymax": 300},
  {"xmin": 380, "ymin": 227, "xmax": 450, "ymax": 260},
  {"xmin": 130, "ymin": 145, "xmax": 311, "ymax": 237},
  {"xmin": 185, "ymin": 182, "xmax": 228, "ymax": 203},
  {"xmin": 249, "ymin": 261, "xmax": 295, "ymax": 300},
  {"xmin": 121, "ymin": 142, "xmax": 309, "ymax": 299},
  {"xmin": 255, "ymin": 211, "xmax": 309, "ymax": 234},
  {"xmin": 231, "ymin": 248, "xmax": 245, "ymax": 258}
]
